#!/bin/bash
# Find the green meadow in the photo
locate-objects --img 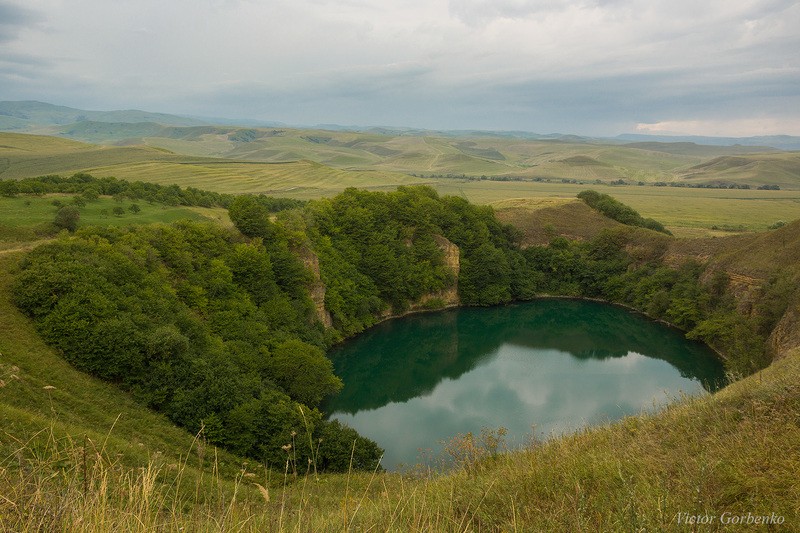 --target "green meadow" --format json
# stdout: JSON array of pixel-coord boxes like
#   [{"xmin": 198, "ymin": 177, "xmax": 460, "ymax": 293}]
[
  {"xmin": 4, "ymin": 131, "xmax": 800, "ymax": 237},
  {"xmin": 0, "ymin": 195, "xmax": 221, "ymax": 249},
  {"xmin": 433, "ymin": 181, "xmax": 800, "ymax": 233}
]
